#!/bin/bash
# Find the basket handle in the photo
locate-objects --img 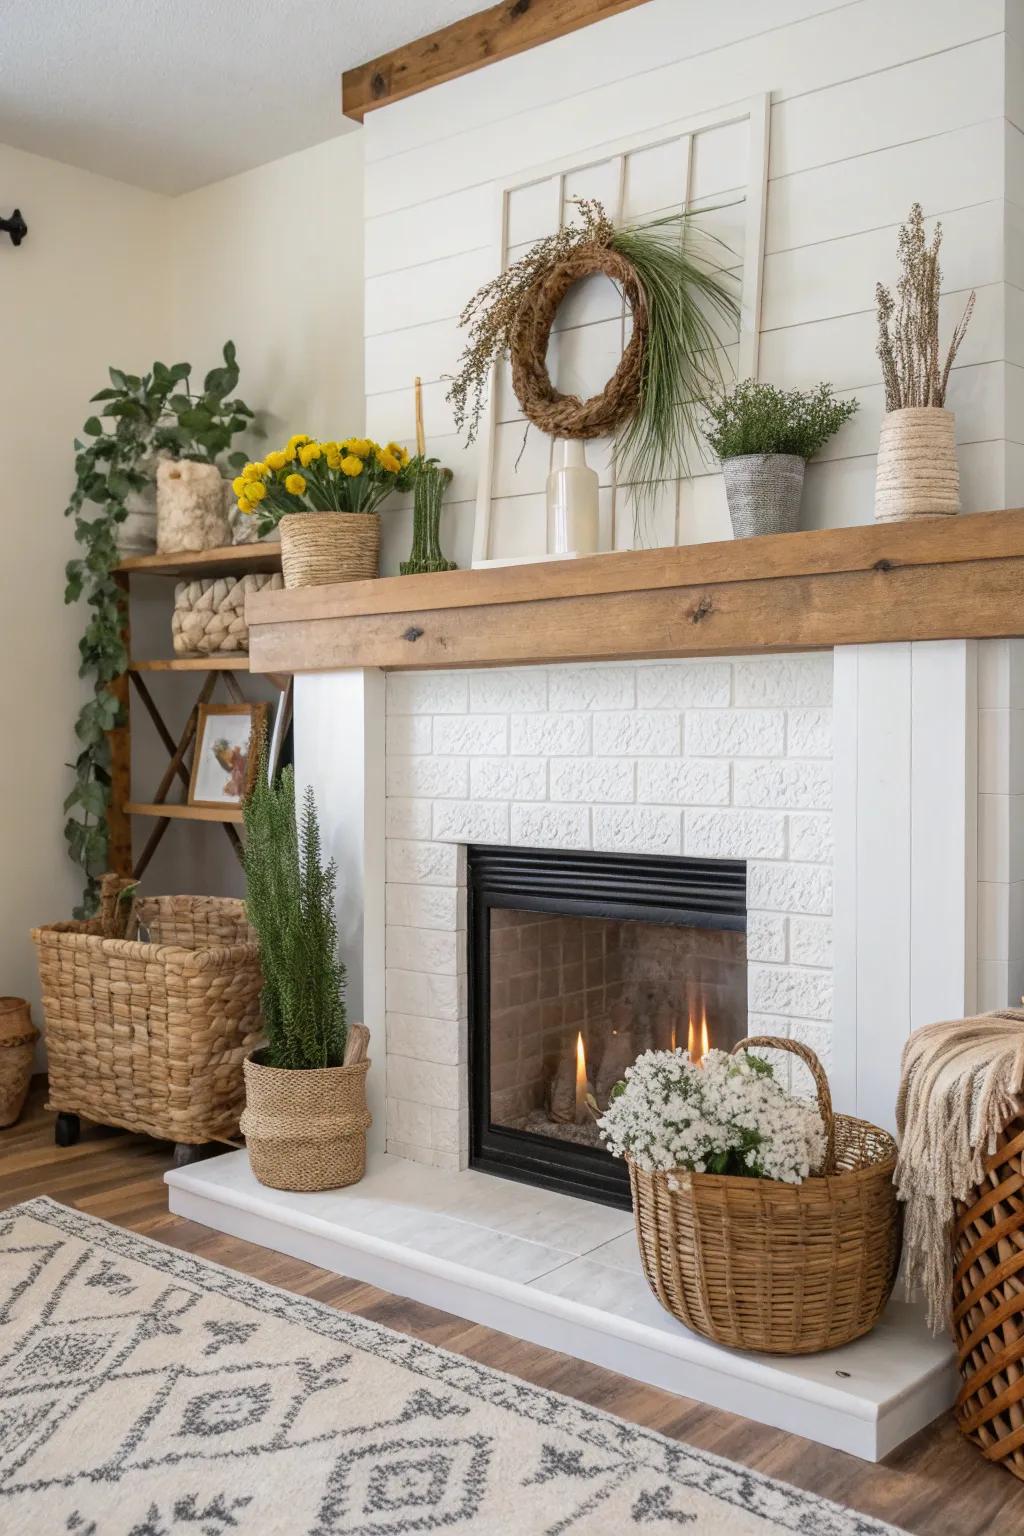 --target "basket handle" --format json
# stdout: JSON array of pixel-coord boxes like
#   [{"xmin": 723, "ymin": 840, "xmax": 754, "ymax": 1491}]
[{"xmin": 730, "ymin": 1034, "xmax": 836, "ymax": 1174}]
